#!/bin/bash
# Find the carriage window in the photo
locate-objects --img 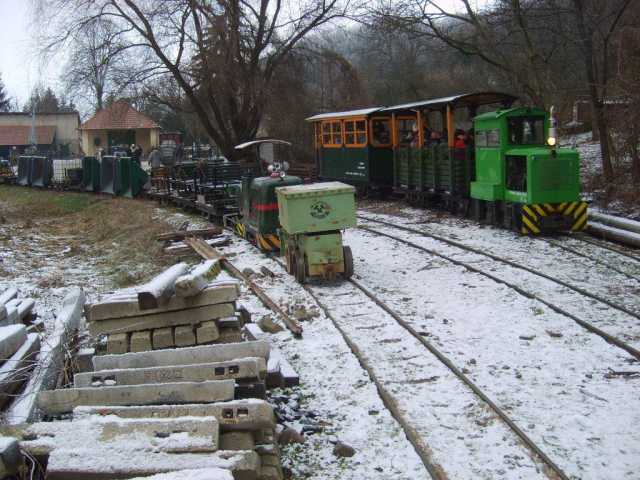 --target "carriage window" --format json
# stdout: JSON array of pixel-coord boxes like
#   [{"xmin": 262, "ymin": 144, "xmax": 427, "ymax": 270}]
[
  {"xmin": 508, "ymin": 117, "xmax": 544, "ymax": 145},
  {"xmin": 321, "ymin": 121, "xmax": 342, "ymax": 147},
  {"xmin": 344, "ymin": 119, "xmax": 367, "ymax": 147},
  {"xmin": 371, "ymin": 118, "xmax": 391, "ymax": 147},
  {"xmin": 396, "ymin": 117, "xmax": 418, "ymax": 146}
]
